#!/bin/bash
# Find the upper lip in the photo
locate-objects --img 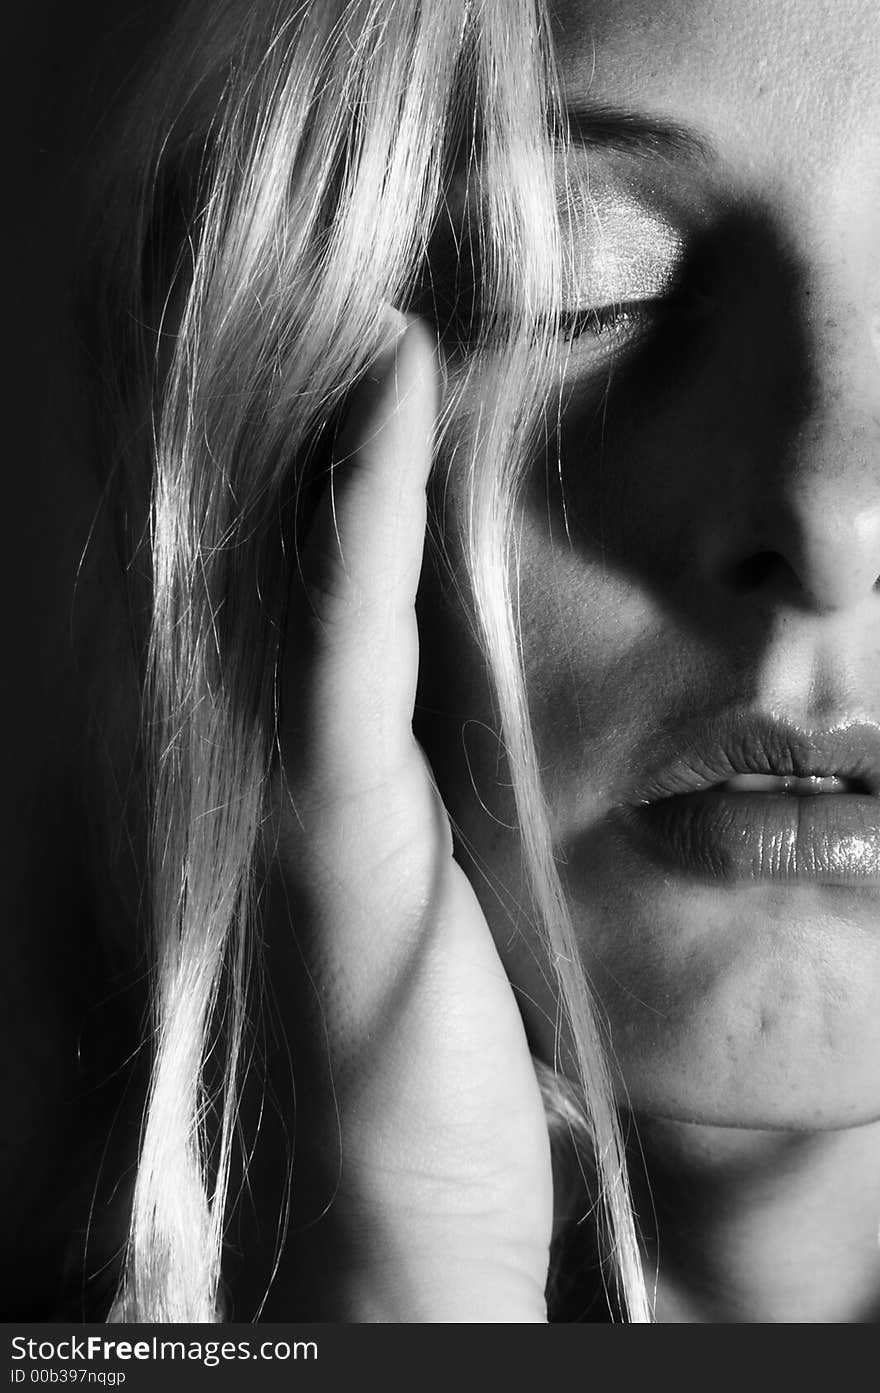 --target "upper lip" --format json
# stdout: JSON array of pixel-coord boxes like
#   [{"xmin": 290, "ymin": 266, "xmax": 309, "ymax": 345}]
[{"xmin": 631, "ymin": 712, "xmax": 880, "ymax": 805}]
